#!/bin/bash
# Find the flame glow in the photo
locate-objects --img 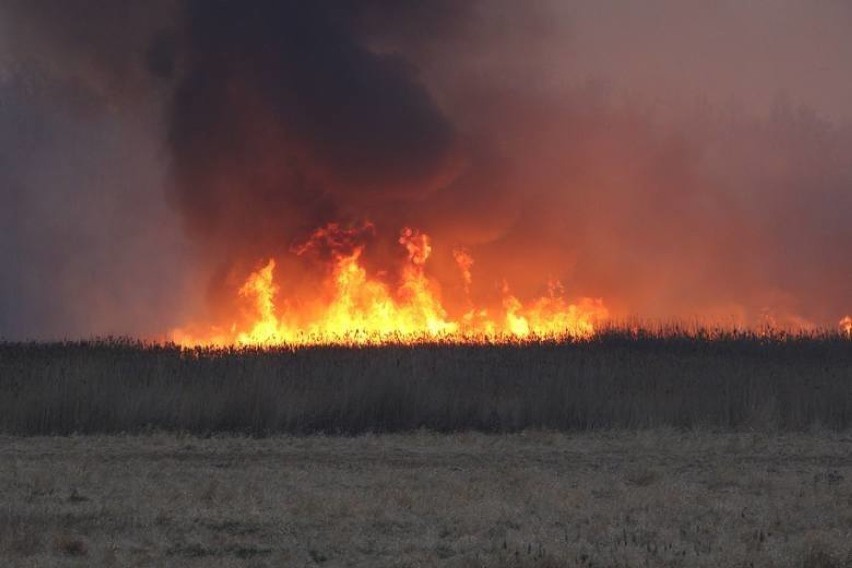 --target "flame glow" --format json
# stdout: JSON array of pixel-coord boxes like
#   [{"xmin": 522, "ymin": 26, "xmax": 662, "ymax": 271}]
[
  {"xmin": 841, "ymin": 316, "xmax": 852, "ymax": 338},
  {"xmin": 172, "ymin": 224, "xmax": 608, "ymax": 347}
]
